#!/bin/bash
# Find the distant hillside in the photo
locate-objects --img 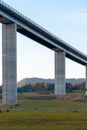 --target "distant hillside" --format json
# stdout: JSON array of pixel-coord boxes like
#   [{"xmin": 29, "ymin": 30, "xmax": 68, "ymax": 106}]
[
  {"xmin": 17, "ymin": 77, "xmax": 85, "ymax": 88},
  {"xmin": 66, "ymin": 78, "xmax": 85, "ymax": 83}
]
